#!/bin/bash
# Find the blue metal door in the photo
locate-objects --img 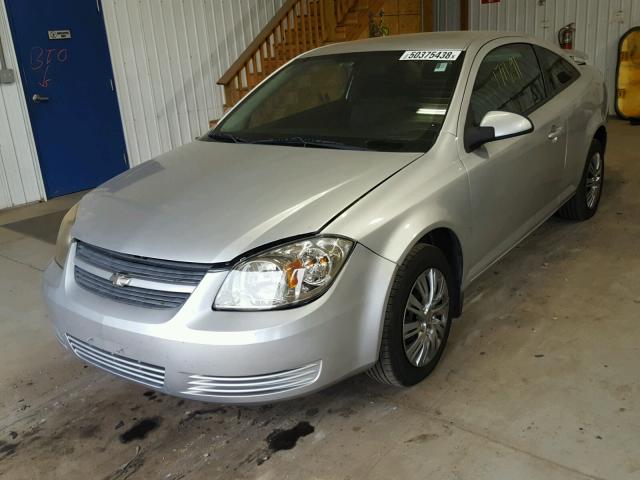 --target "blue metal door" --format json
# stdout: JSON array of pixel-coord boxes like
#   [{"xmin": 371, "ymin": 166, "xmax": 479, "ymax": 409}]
[{"xmin": 5, "ymin": 0, "xmax": 128, "ymax": 198}]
